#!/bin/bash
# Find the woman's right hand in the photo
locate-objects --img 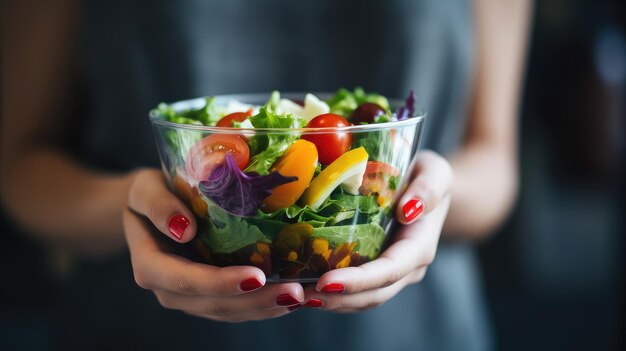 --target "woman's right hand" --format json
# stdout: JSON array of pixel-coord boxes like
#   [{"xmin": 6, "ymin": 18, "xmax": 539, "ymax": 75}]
[{"xmin": 123, "ymin": 169, "xmax": 304, "ymax": 322}]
